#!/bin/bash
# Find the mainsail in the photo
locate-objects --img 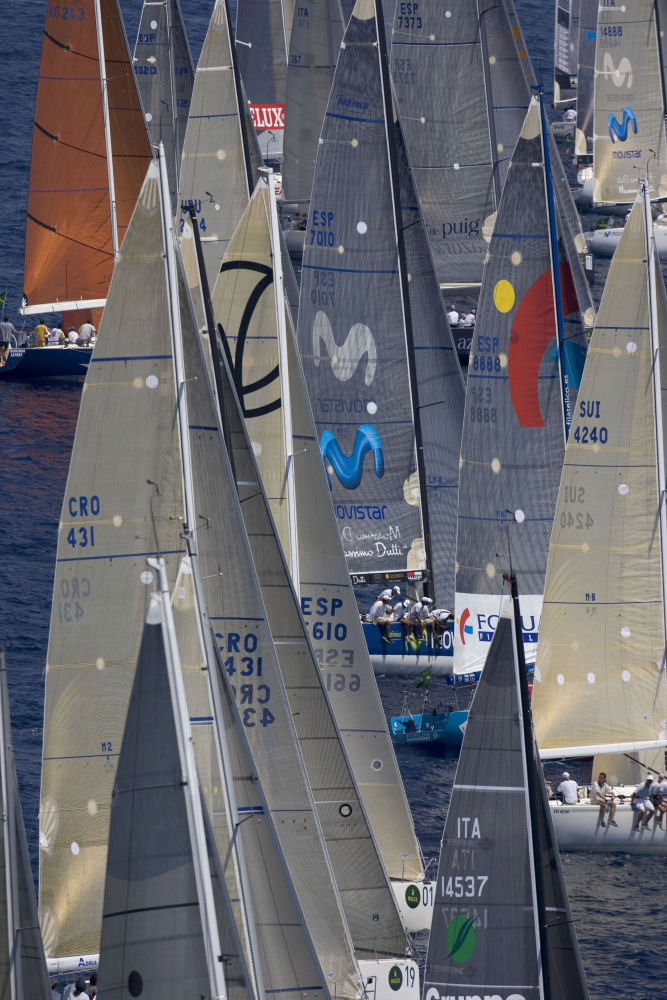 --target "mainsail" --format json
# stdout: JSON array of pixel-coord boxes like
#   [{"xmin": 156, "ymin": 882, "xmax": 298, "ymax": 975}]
[
  {"xmin": 574, "ymin": 0, "xmax": 596, "ymax": 166},
  {"xmin": 22, "ymin": 0, "xmax": 151, "ymax": 317},
  {"xmin": 424, "ymin": 596, "xmax": 590, "ymax": 1000},
  {"xmin": 593, "ymin": 0, "xmax": 667, "ymax": 204},
  {"xmin": 533, "ymin": 186, "xmax": 667, "ymax": 760},
  {"xmin": 235, "ymin": 0, "xmax": 288, "ymax": 158},
  {"xmin": 179, "ymin": 0, "xmax": 261, "ymax": 291},
  {"xmin": 132, "ymin": 0, "xmax": 194, "ymax": 213},
  {"xmin": 454, "ymin": 96, "xmax": 590, "ymax": 675},
  {"xmin": 296, "ymin": 0, "xmax": 463, "ymax": 604},
  {"xmin": 0, "ymin": 651, "xmax": 51, "ymax": 999},
  {"xmin": 39, "ymin": 160, "xmax": 186, "ymax": 962},
  {"xmin": 554, "ymin": 0, "xmax": 579, "ymax": 105},
  {"xmin": 282, "ymin": 0, "xmax": 345, "ymax": 204}
]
